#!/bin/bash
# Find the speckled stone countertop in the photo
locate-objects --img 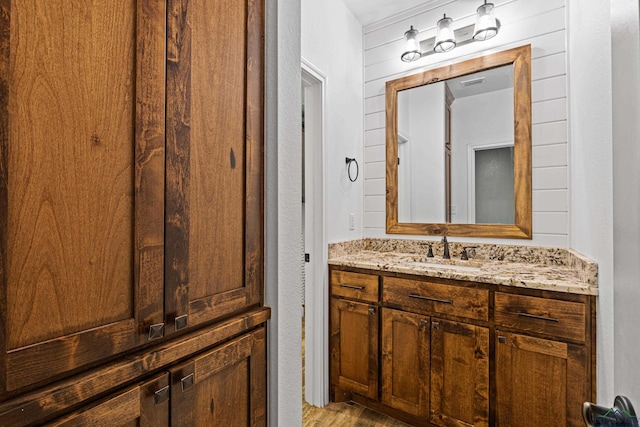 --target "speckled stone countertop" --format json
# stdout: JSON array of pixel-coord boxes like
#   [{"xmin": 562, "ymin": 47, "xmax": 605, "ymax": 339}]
[{"xmin": 328, "ymin": 239, "xmax": 598, "ymax": 295}]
